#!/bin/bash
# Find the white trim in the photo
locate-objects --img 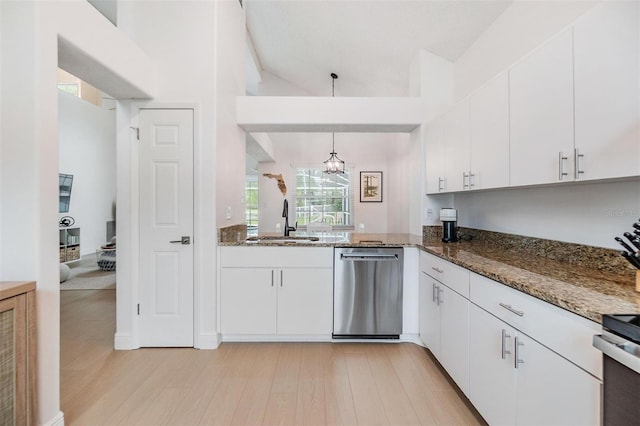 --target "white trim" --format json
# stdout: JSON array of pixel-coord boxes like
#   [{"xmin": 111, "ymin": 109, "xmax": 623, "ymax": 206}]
[
  {"xmin": 222, "ymin": 334, "xmax": 333, "ymax": 342},
  {"xmin": 126, "ymin": 102, "xmax": 201, "ymax": 349},
  {"xmin": 196, "ymin": 332, "xmax": 221, "ymax": 349},
  {"xmin": 42, "ymin": 411, "xmax": 65, "ymax": 426},
  {"xmin": 114, "ymin": 332, "xmax": 137, "ymax": 350}
]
